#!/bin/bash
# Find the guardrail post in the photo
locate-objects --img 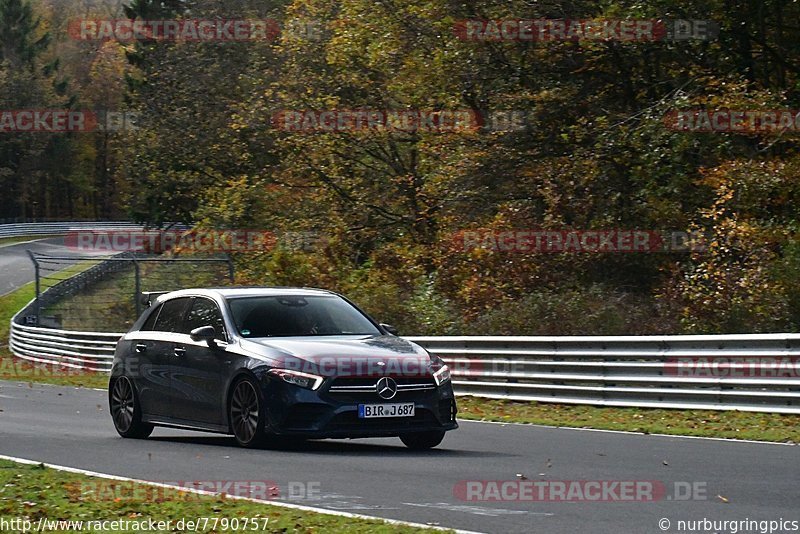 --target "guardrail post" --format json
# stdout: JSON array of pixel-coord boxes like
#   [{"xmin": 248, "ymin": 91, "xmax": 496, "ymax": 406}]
[
  {"xmin": 133, "ymin": 257, "xmax": 141, "ymax": 318},
  {"xmin": 26, "ymin": 250, "xmax": 40, "ymax": 325},
  {"xmin": 226, "ymin": 254, "xmax": 235, "ymax": 282}
]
